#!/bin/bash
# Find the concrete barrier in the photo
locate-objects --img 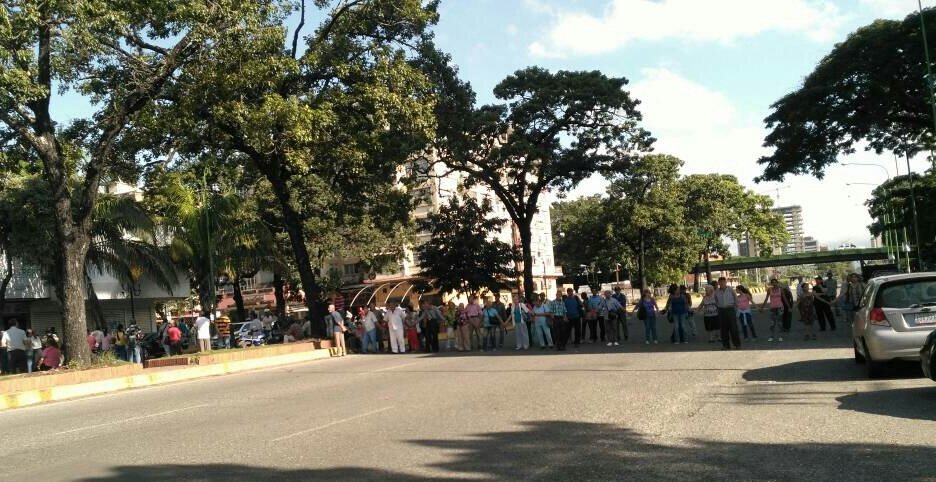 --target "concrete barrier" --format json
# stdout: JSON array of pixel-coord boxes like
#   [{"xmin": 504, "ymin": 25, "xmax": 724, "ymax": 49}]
[{"xmin": 1, "ymin": 347, "xmax": 332, "ymax": 411}]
